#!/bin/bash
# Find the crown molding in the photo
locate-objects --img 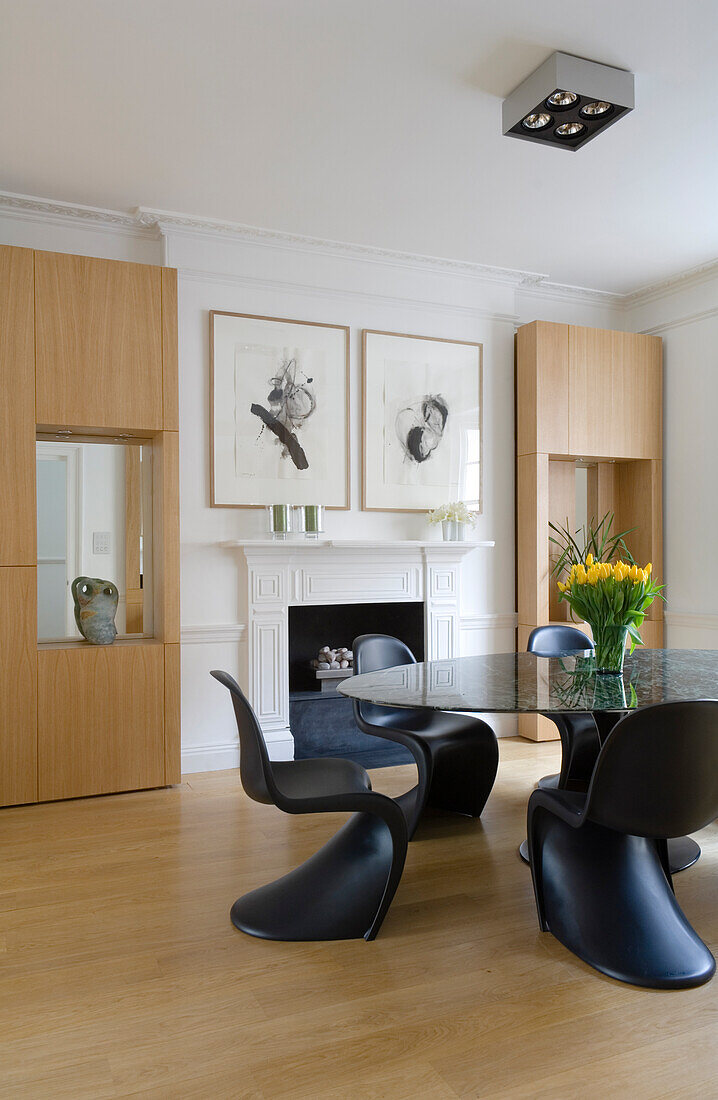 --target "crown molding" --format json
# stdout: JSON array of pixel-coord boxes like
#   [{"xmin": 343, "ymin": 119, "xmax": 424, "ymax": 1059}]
[
  {"xmin": 623, "ymin": 257, "xmax": 718, "ymax": 311},
  {"xmin": 0, "ymin": 190, "xmax": 158, "ymax": 239},
  {"xmin": 2, "ymin": 188, "xmax": 718, "ymax": 314},
  {"xmin": 137, "ymin": 205, "xmax": 549, "ymax": 287}
]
